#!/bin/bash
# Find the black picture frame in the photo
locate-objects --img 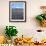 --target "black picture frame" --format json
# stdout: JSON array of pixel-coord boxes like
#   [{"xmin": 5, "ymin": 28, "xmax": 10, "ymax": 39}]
[{"xmin": 9, "ymin": 1, "xmax": 26, "ymax": 22}]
